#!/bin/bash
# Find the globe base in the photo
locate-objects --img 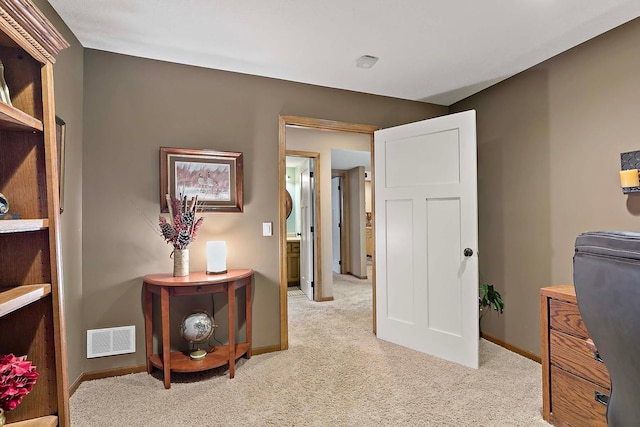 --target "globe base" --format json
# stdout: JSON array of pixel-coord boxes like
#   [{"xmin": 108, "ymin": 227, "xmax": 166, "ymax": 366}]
[{"xmin": 189, "ymin": 349, "xmax": 207, "ymax": 360}]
